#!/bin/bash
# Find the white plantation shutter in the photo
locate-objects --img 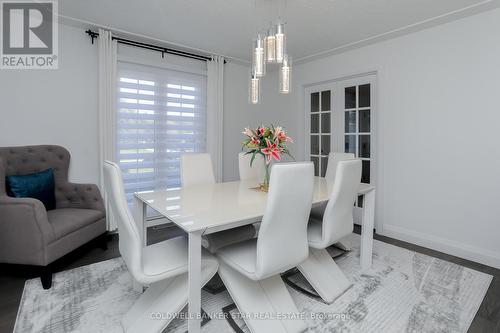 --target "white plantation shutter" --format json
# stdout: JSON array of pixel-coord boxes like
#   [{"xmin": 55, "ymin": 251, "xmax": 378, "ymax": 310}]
[{"xmin": 117, "ymin": 61, "xmax": 207, "ymax": 204}]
